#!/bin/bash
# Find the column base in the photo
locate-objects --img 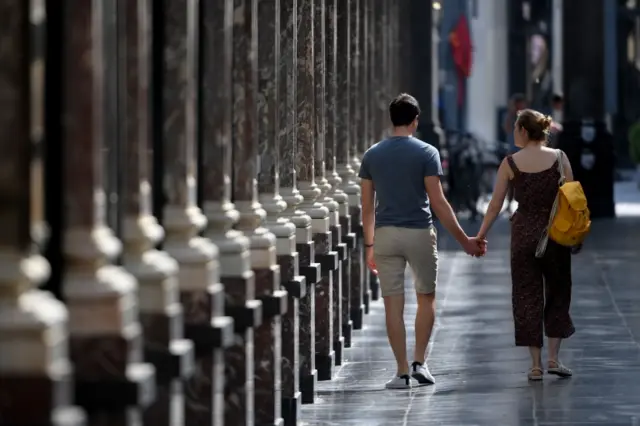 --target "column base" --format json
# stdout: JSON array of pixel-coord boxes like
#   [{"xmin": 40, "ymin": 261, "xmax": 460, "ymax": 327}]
[
  {"xmin": 342, "ymin": 321, "xmax": 353, "ymax": 348},
  {"xmin": 363, "ymin": 289, "xmax": 371, "ymax": 315},
  {"xmin": 333, "ymin": 336, "xmax": 344, "ymax": 366},
  {"xmin": 0, "ymin": 374, "xmax": 87, "ymax": 426},
  {"xmin": 52, "ymin": 408, "xmax": 87, "ymax": 426},
  {"xmin": 257, "ymin": 420, "xmax": 285, "ymax": 426},
  {"xmin": 75, "ymin": 362, "xmax": 156, "ymax": 411},
  {"xmin": 224, "ymin": 329, "xmax": 254, "ymax": 426},
  {"xmin": 281, "ymin": 392, "xmax": 301, "ymax": 426},
  {"xmin": 300, "ymin": 369, "xmax": 317, "ymax": 404},
  {"xmin": 351, "ymin": 304, "xmax": 364, "ymax": 330},
  {"xmin": 370, "ymin": 270, "xmax": 380, "ymax": 301},
  {"xmin": 316, "ymin": 351, "xmax": 335, "ymax": 381}
]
